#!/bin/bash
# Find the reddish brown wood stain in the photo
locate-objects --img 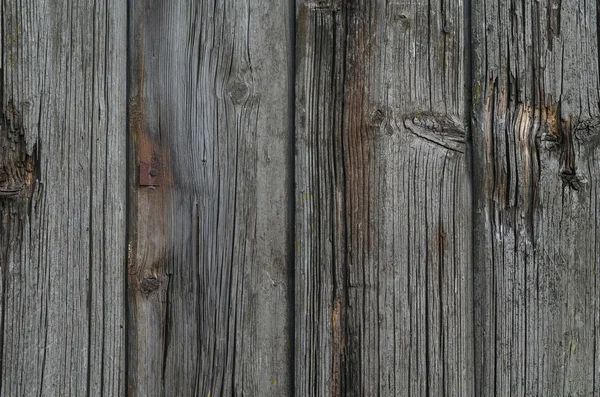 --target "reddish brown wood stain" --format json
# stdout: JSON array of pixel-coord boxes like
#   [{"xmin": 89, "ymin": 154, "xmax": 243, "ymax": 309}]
[
  {"xmin": 338, "ymin": 3, "xmax": 375, "ymax": 394},
  {"xmin": 331, "ymin": 299, "xmax": 344, "ymax": 396}
]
